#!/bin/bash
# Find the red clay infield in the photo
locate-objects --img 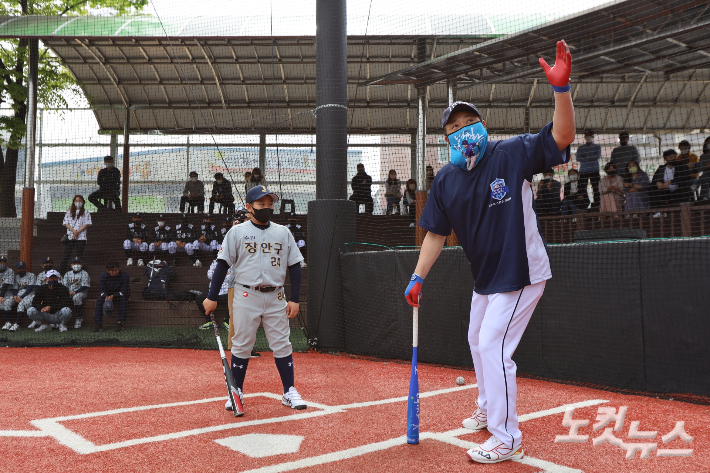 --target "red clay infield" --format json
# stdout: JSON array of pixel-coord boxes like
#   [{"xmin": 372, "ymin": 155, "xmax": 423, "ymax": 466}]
[{"xmin": 1, "ymin": 347, "xmax": 707, "ymax": 472}]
